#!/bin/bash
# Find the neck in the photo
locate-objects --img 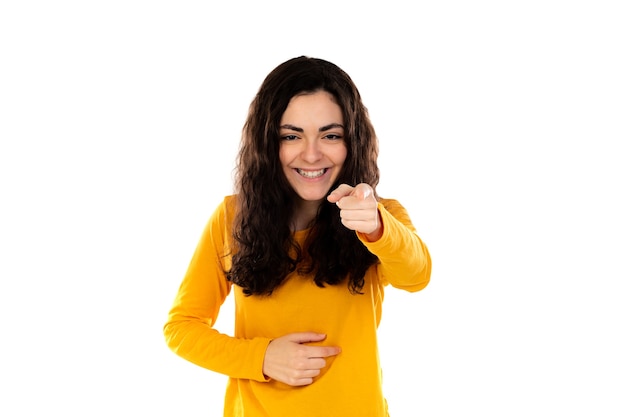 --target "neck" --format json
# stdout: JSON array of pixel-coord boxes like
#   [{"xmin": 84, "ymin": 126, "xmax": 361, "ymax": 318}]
[{"xmin": 292, "ymin": 199, "xmax": 321, "ymax": 231}]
